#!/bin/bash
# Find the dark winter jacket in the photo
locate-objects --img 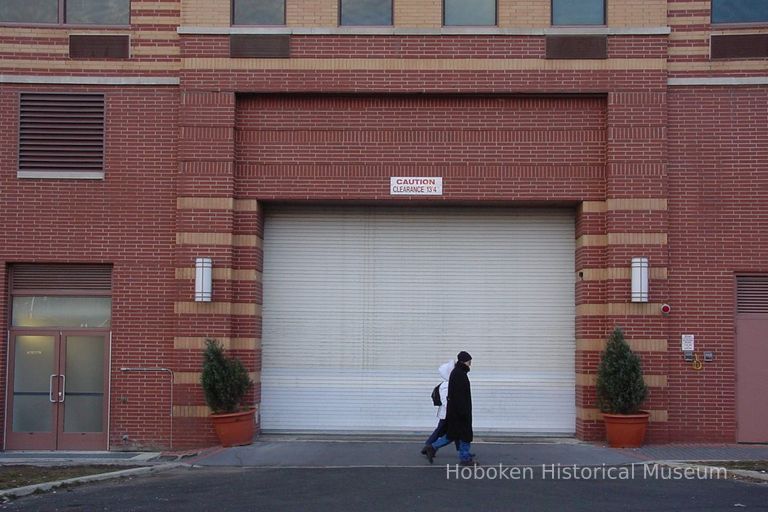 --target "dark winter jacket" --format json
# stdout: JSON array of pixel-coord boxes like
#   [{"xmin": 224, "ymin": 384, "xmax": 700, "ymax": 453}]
[{"xmin": 445, "ymin": 362, "xmax": 473, "ymax": 442}]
